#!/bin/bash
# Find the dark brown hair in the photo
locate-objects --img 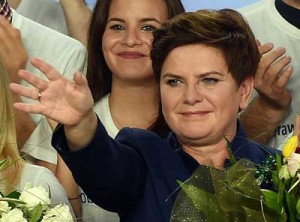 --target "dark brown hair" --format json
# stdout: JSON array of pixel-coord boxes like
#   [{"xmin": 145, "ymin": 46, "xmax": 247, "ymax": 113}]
[
  {"xmin": 86, "ymin": 0, "xmax": 185, "ymax": 102},
  {"xmin": 151, "ymin": 9, "xmax": 260, "ymax": 86}
]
